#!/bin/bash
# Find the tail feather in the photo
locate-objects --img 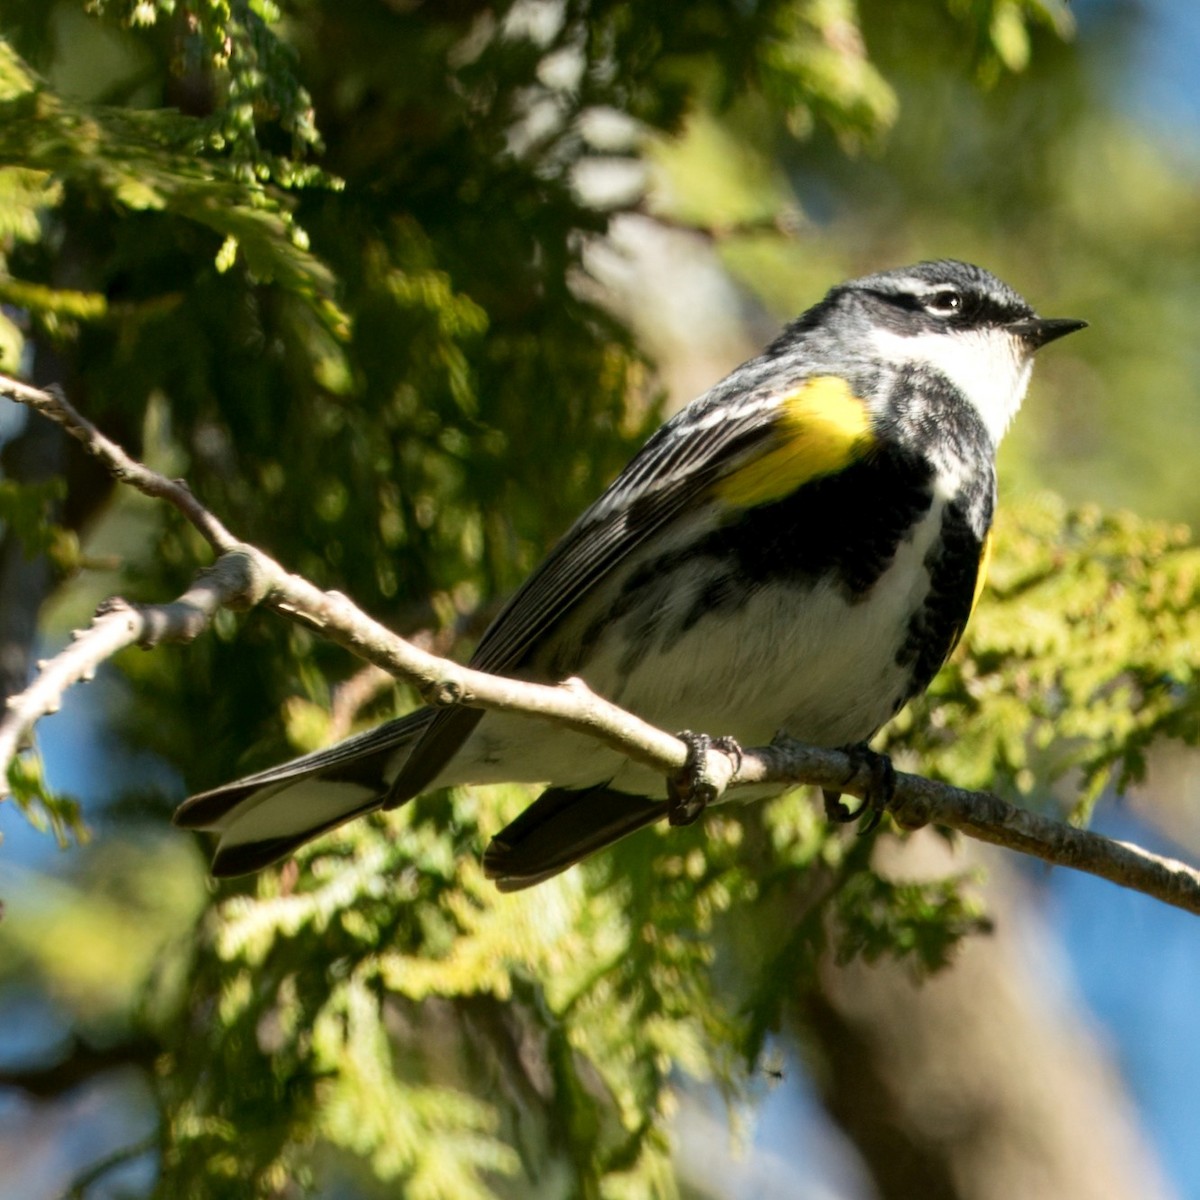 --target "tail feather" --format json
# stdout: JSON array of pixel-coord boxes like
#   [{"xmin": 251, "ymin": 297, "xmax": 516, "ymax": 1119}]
[
  {"xmin": 482, "ymin": 785, "xmax": 666, "ymax": 892},
  {"xmin": 179, "ymin": 714, "xmax": 675, "ymax": 886},
  {"xmin": 210, "ymin": 791, "xmax": 384, "ymax": 877},
  {"xmin": 174, "ymin": 710, "xmax": 433, "ymax": 875}
]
